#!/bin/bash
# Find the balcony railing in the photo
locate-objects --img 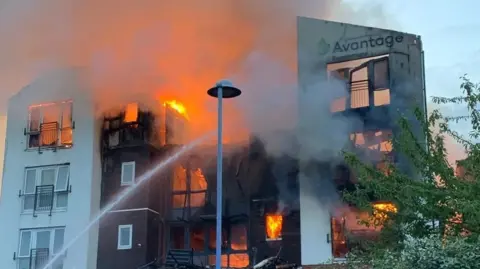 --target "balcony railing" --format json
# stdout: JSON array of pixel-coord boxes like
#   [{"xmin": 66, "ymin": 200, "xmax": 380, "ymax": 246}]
[
  {"xmin": 33, "ymin": 185, "xmax": 54, "ymax": 216},
  {"xmin": 102, "ymin": 121, "xmax": 152, "ymax": 151},
  {"xmin": 26, "ymin": 122, "xmax": 73, "ymax": 150},
  {"xmin": 29, "ymin": 248, "xmax": 49, "ymax": 269},
  {"xmin": 350, "ymin": 80, "xmax": 370, "ymax": 109}
]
